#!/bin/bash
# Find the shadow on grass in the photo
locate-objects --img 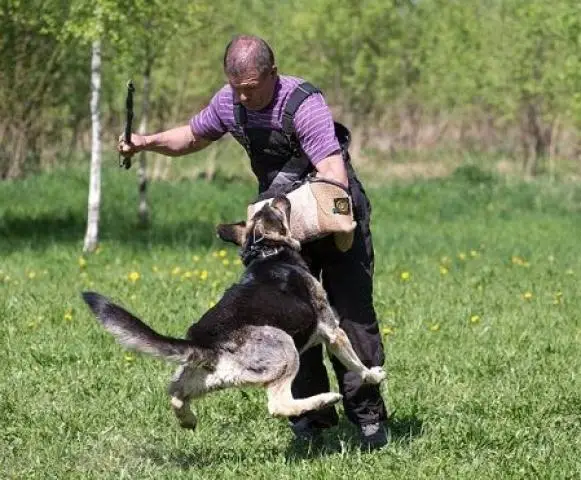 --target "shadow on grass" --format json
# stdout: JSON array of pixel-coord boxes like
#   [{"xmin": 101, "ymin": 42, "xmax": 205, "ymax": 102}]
[
  {"xmin": 141, "ymin": 414, "xmax": 424, "ymax": 469},
  {"xmin": 0, "ymin": 209, "xmax": 219, "ymax": 253},
  {"xmin": 283, "ymin": 414, "xmax": 424, "ymax": 461},
  {"xmin": 142, "ymin": 441, "xmax": 284, "ymax": 470},
  {"xmin": 286, "ymin": 417, "xmax": 422, "ymax": 462}
]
